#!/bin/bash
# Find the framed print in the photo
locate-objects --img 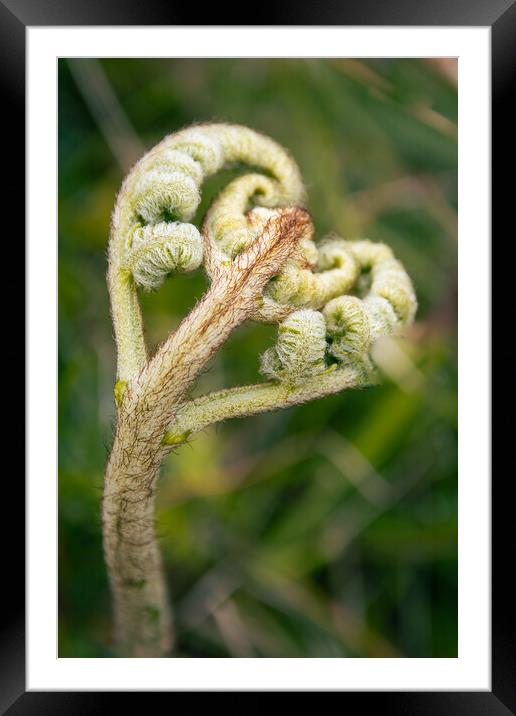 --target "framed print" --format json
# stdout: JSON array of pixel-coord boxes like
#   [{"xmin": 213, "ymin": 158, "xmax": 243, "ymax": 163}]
[{"xmin": 3, "ymin": 0, "xmax": 513, "ymax": 710}]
